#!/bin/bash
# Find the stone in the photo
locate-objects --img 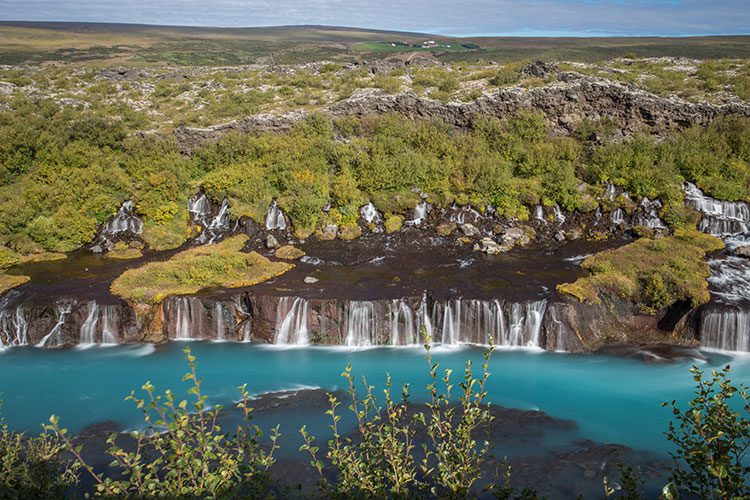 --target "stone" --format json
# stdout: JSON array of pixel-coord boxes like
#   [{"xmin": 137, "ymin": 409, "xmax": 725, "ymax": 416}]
[
  {"xmin": 553, "ymin": 231, "xmax": 566, "ymax": 242},
  {"xmin": 265, "ymin": 234, "xmax": 280, "ymax": 249},
  {"xmin": 474, "ymin": 237, "xmax": 507, "ymax": 255},
  {"xmin": 275, "ymin": 245, "xmax": 305, "ymax": 260},
  {"xmin": 734, "ymin": 245, "xmax": 750, "ymax": 258},
  {"xmin": 521, "ymin": 61, "xmax": 558, "ymax": 79},
  {"xmin": 316, "ymin": 224, "xmax": 338, "ymax": 241},
  {"xmin": 460, "ymin": 223, "xmax": 480, "ymax": 237},
  {"xmin": 436, "ymin": 222, "xmax": 457, "ymax": 236},
  {"xmin": 303, "ymin": 276, "xmax": 319, "ymax": 284}
]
